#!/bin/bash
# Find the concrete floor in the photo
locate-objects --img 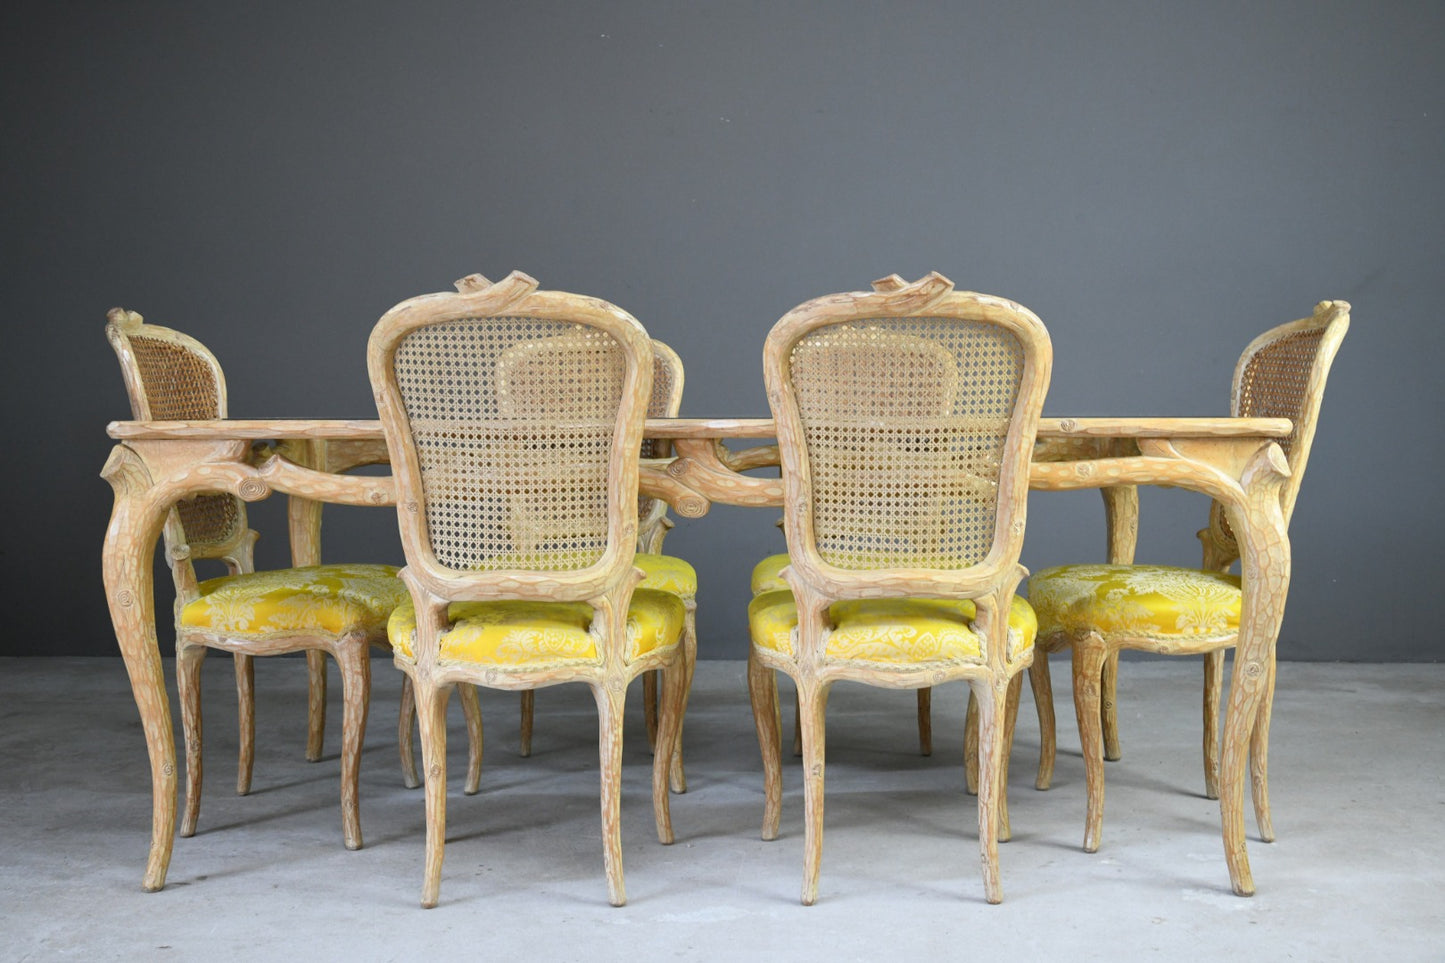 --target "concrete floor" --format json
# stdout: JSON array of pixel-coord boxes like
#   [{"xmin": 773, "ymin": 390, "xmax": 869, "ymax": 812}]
[{"xmin": 2, "ymin": 657, "xmax": 1442, "ymax": 961}]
